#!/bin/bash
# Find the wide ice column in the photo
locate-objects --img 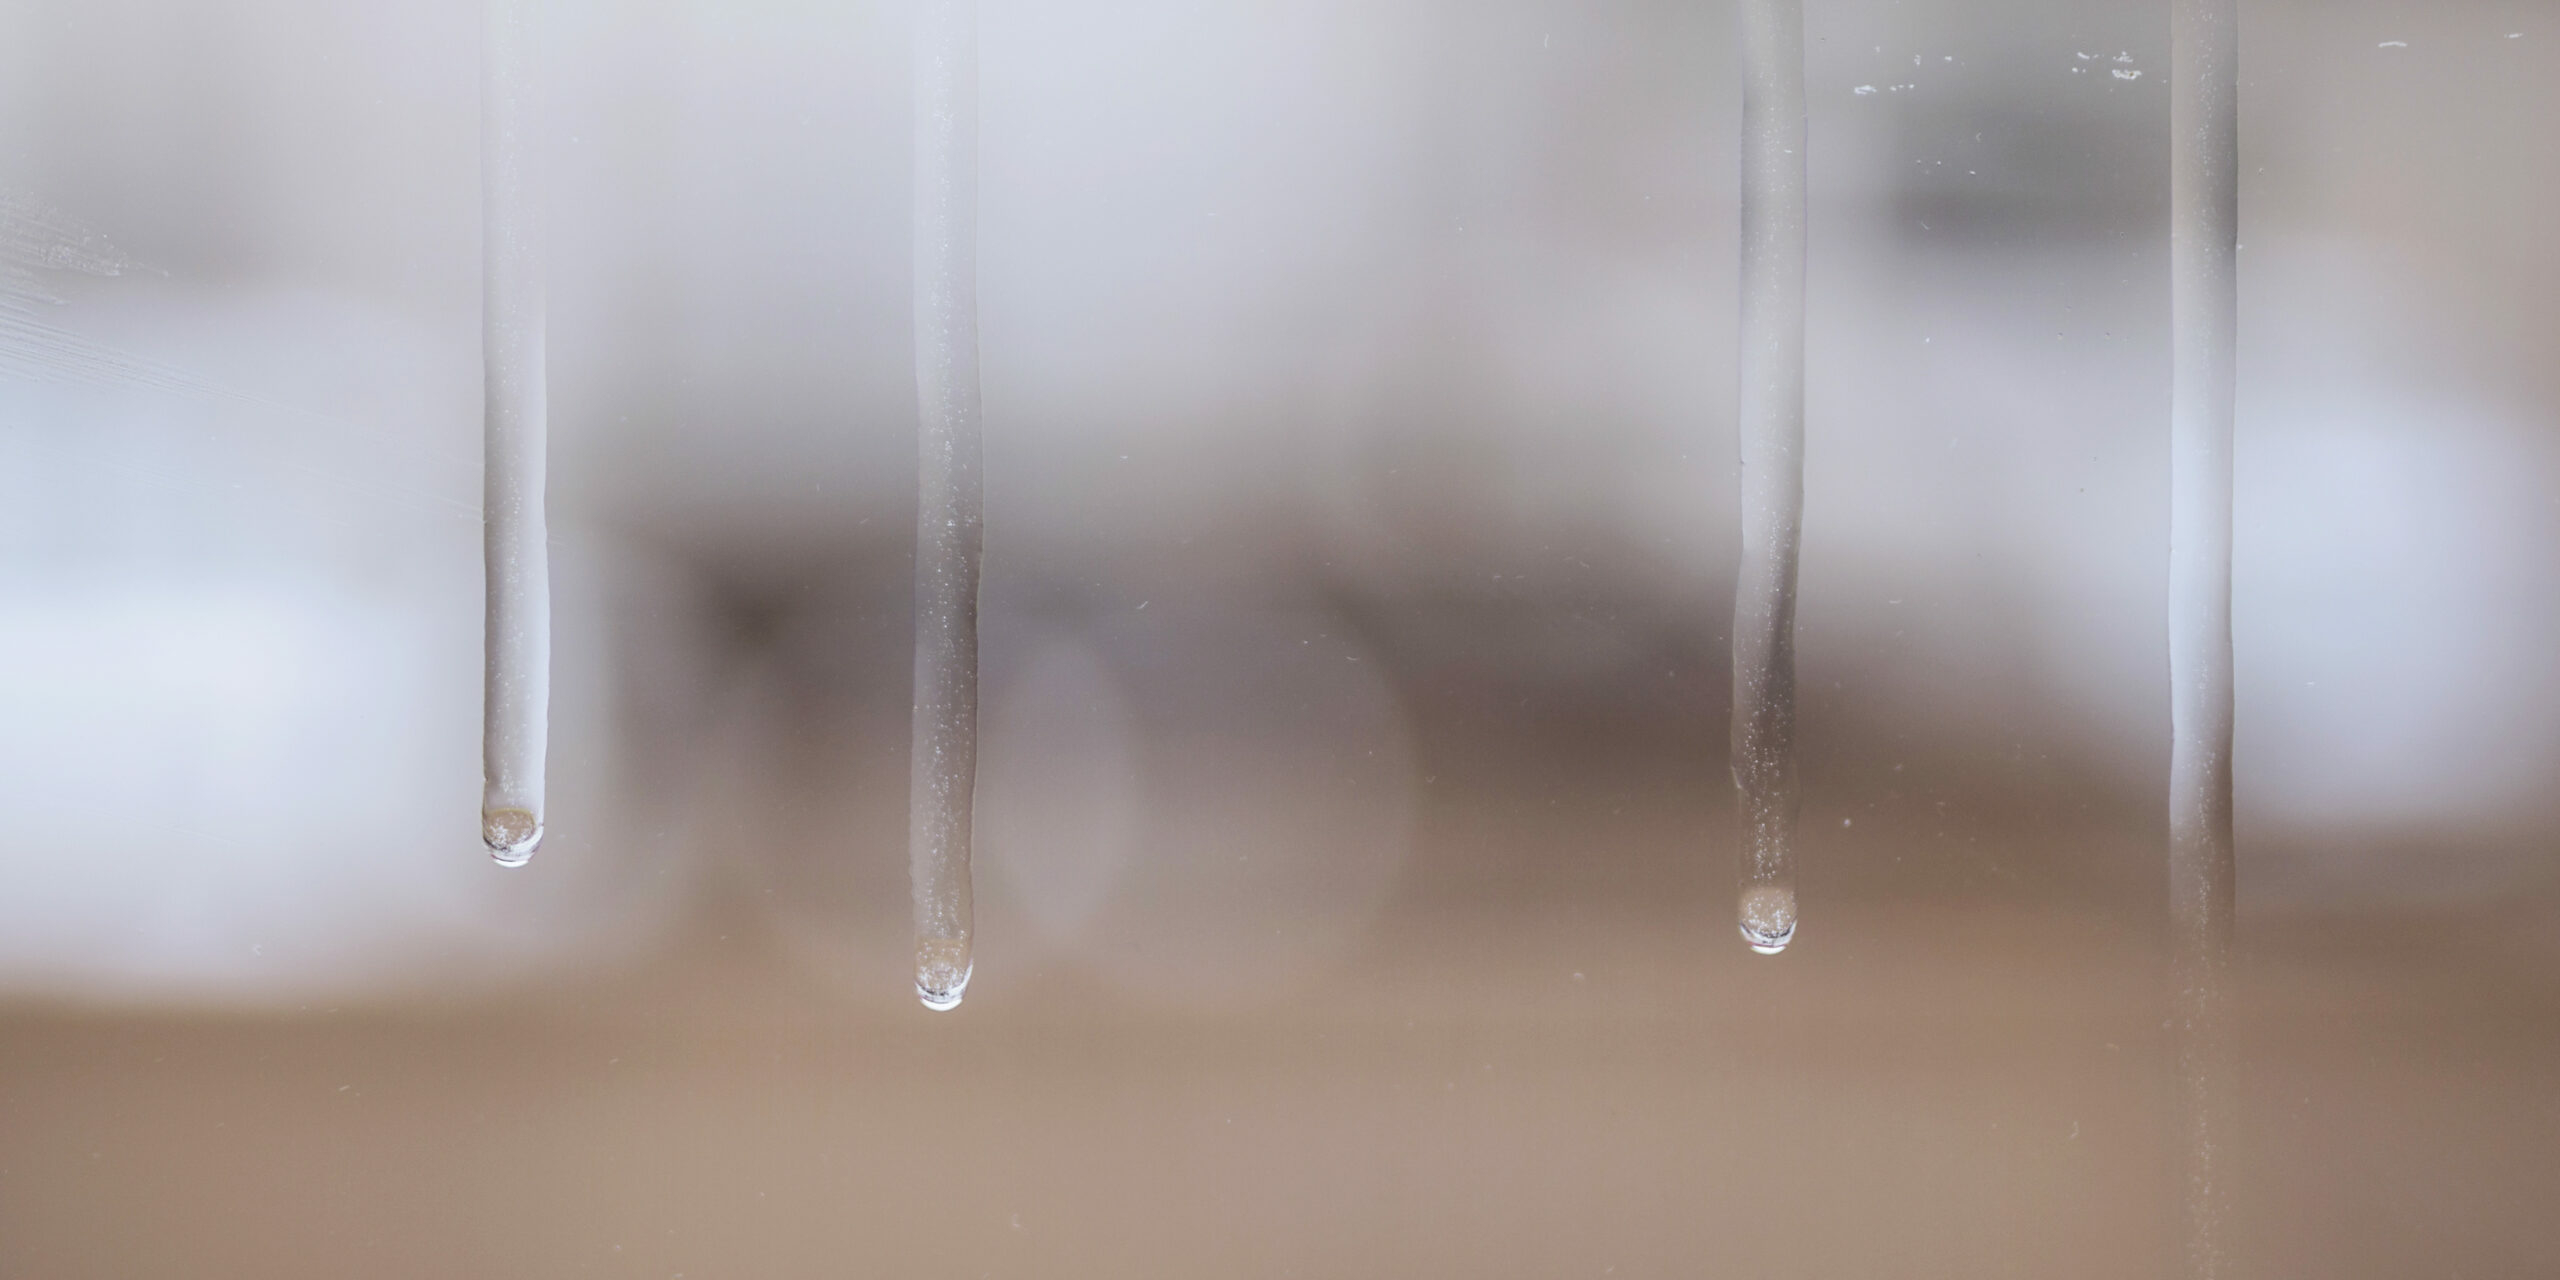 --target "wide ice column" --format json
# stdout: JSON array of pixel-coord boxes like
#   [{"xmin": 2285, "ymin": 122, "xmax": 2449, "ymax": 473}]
[
  {"xmin": 1732, "ymin": 0, "xmax": 1807, "ymax": 954},
  {"xmin": 2169, "ymin": 0, "xmax": 2239, "ymax": 1274},
  {"xmin": 909, "ymin": 0, "xmax": 983, "ymax": 1012}
]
